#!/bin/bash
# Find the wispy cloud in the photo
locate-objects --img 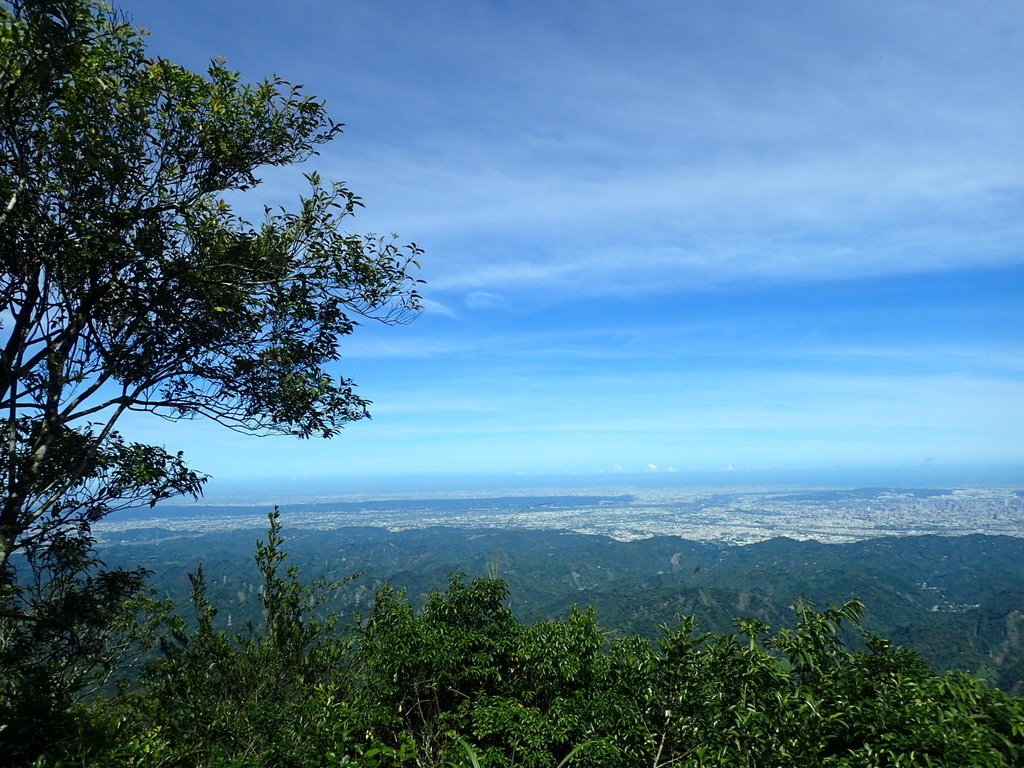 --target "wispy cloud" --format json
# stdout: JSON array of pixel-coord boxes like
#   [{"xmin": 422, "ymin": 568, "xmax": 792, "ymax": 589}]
[
  {"xmin": 191, "ymin": 0, "xmax": 1024, "ymax": 302},
  {"xmin": 464, "ymin": 291, "xmax": 506, "ymax": 310},
  {"xmin": 279, "ymin": 0, "xmax": 1024, "ymax": 302},
  {"xmin": 341, "ymin": 145, "xmax": 1022, "ymax": 300},
  {"xmin": 418, "ymin": 297, "xmax": 459, "ymax": 318},
  {"xmin": 120, "ymin": 0, "xmax": 1024, "ymax": 481}
]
